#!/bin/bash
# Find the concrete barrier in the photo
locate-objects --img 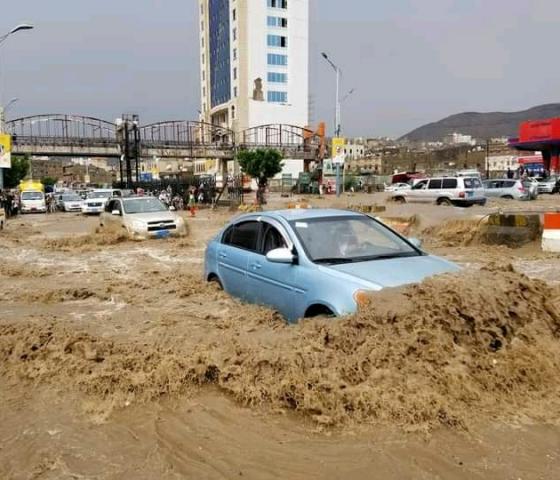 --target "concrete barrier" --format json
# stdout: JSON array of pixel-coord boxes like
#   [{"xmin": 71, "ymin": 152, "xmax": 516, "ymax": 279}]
[
  {"xmin": 543, "ymin": 213, "xmax": 560, "ymax": 252},
  {"xmin": 481, "ymin": 214, "xmax": 541, "ymax": 246},
  {"xmin": 348, "ymin": 204, "xmax": 387, "ymax": 214}
]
